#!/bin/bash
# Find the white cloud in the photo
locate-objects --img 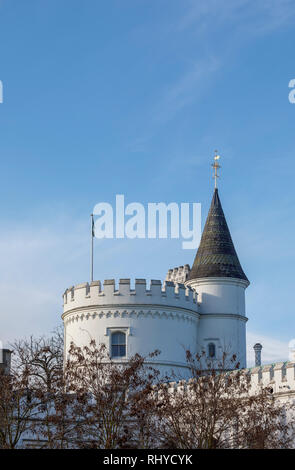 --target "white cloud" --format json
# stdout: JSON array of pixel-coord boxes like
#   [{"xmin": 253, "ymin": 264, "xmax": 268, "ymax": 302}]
[
  {"xmin": 177, "ymin": 0, "xmax": 295, "ymax": 35},
  {"xmin": 154, "ymin": 57, "xmax": 220, "ymax": 124},
  {"xmin": 0, "ymin": 216, "xmax": 162, "ymax": 346},
  {"xmin": 132, "ymin": 0, "xmax": 295, "ymax": 147},
  {"xmin": 0, "ymin": 217, "xmax": 89, "ymax": 346},
  {"xmin": 247, "ymin": 331, "xmax": 290, "ymax": 366}
]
